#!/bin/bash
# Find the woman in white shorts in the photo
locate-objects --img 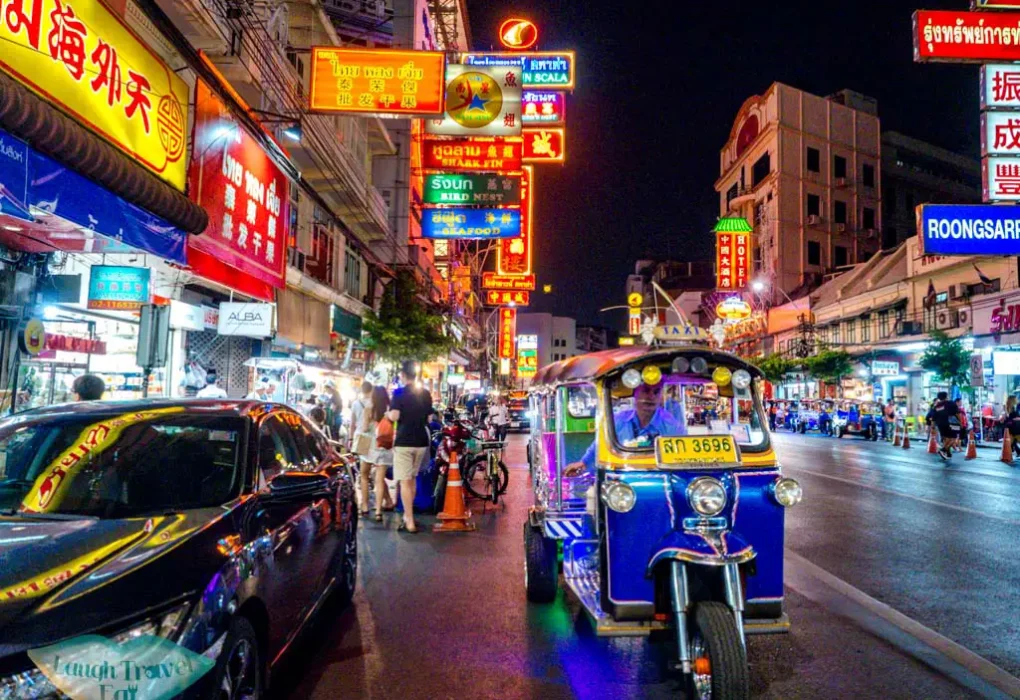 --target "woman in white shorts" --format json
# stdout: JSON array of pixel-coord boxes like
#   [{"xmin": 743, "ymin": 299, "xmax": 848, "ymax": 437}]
[{"xmin": 362, "ymin": 385, "xmax": 394, "ymax": 521}]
